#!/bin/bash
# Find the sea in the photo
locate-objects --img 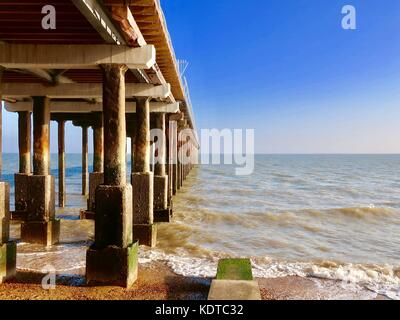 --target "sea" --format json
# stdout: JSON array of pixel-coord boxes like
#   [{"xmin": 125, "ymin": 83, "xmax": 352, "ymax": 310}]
[{"xmin": 3, "ymin": 154, "xmax": 400, "ymax": 299}]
